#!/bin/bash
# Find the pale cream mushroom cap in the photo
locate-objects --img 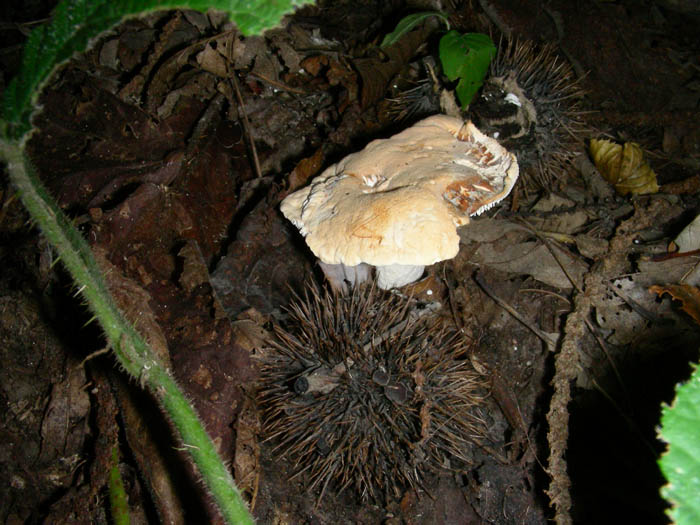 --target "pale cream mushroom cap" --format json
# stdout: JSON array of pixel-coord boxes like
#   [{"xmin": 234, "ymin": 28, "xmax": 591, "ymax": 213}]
[
  {"xmin": 281, "ymin": 115, "xmax": 519, "ymax": 286},
  {"xmin": 284, "ymin": 181, "xmax": 459, "ymax": 267}
]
